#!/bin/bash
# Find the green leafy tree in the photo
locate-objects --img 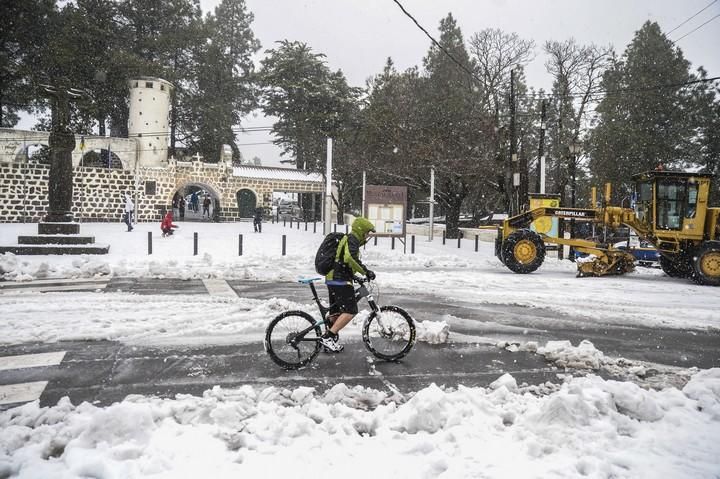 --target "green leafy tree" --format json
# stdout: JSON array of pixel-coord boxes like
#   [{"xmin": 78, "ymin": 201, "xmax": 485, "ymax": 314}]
[
  {"xmin": 259, "ymin": 40, "xmax": 363, "ymax": 220},
  {"xmin": 588, "ymin": 22, "xmax": 695, "ymax": 197},
  {"xmin": 259, "ymin": 41, "xmax": 360, "ymax": 169},
  {"xmin": 0, "ymin": 0, "xmax": 55, "ymax": 127},
  {"xmin": 687, "ymin": 67, "xmax": 720, "ymax": 203},
  {"xmin": 184, "ymin": 0, "xmax": 259, "ymax": 162},
  {"xmin": 415, "ymin": 13, "xmax": 490, "ymax": 238}
]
